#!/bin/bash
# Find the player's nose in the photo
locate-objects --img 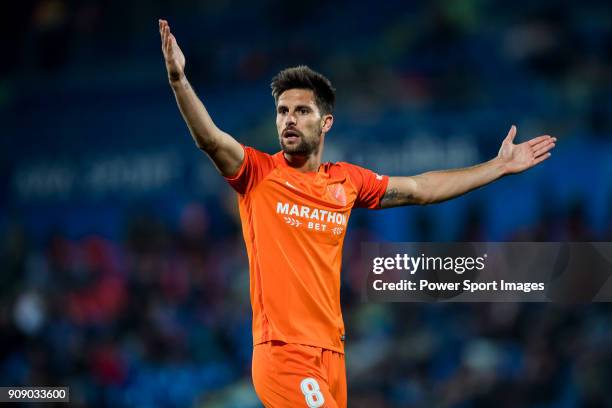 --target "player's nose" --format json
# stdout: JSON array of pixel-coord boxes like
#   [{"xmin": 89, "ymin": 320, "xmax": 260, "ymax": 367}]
[{"xmin": 285, "ymin": 112, "xmax": 297, "ymax": 126}]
